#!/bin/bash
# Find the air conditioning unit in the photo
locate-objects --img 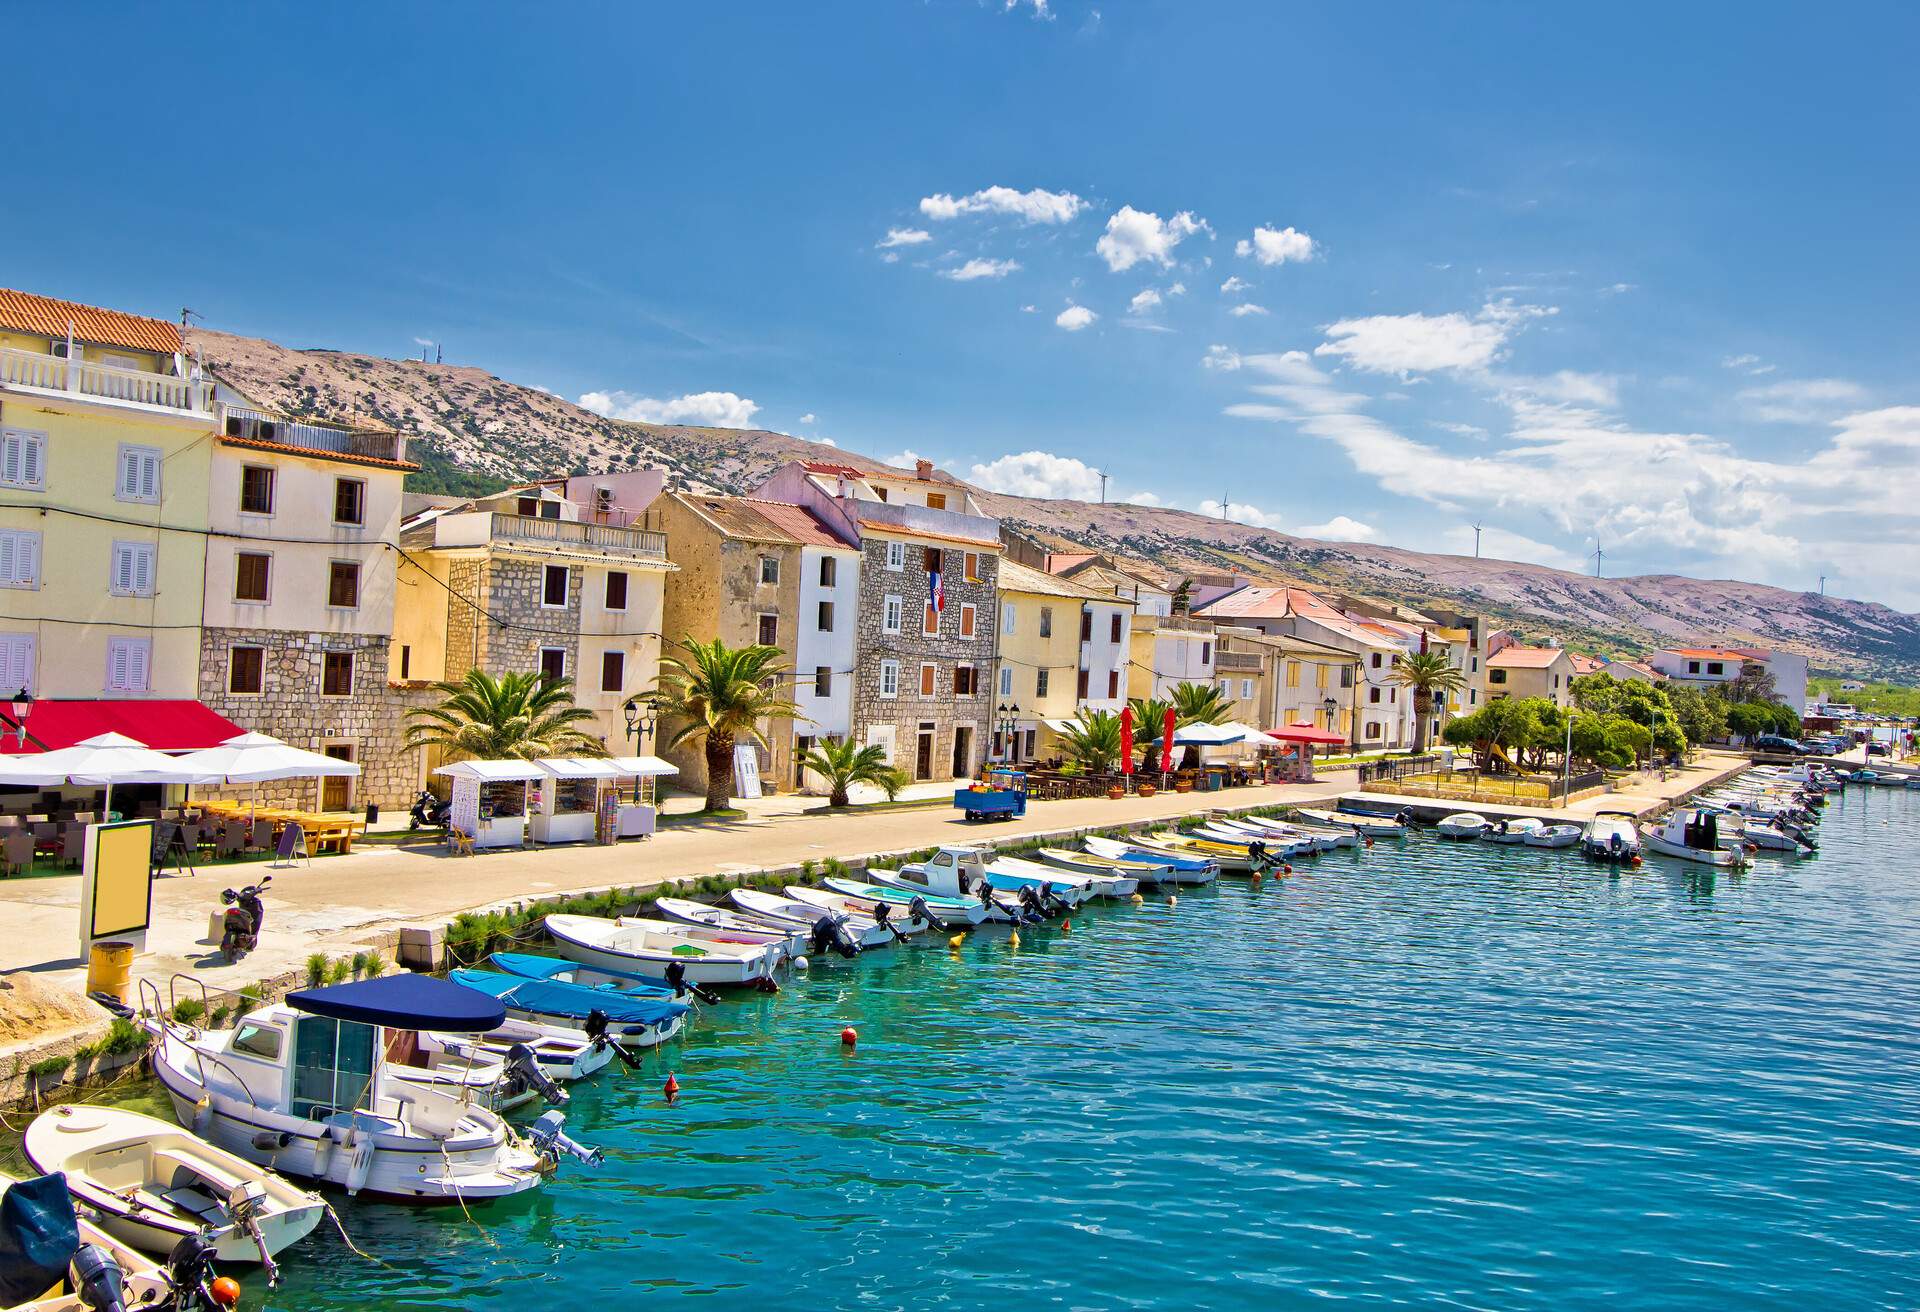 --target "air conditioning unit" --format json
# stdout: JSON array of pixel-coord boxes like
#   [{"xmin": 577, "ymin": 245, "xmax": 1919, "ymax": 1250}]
[{"xmin": 593, "ymin": 485, "xmax": 615, "ymax": 511}]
